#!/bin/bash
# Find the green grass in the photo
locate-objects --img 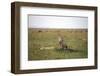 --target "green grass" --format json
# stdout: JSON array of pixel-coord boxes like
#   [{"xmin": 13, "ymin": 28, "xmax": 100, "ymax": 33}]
[{"xmin": 28, "ymin": 28, "xmax": 88, "ymax": 60}]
